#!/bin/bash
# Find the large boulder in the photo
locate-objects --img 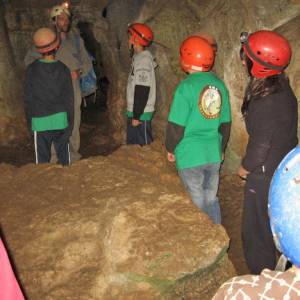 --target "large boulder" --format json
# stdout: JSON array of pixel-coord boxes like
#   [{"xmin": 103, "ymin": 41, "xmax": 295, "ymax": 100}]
[{"xmin": 0, "ymin": 143, "xmax": 235, "ymax": 299}]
